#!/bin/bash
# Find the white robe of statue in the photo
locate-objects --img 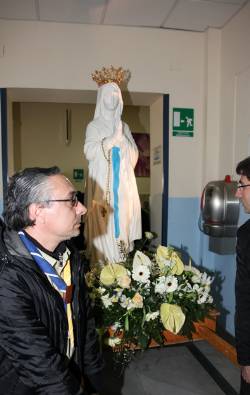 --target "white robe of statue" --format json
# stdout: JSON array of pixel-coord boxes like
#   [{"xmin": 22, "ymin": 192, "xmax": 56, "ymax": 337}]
[{"xmin": 84, "ymin": 82, "xmax": 141, "ymax": 264}]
